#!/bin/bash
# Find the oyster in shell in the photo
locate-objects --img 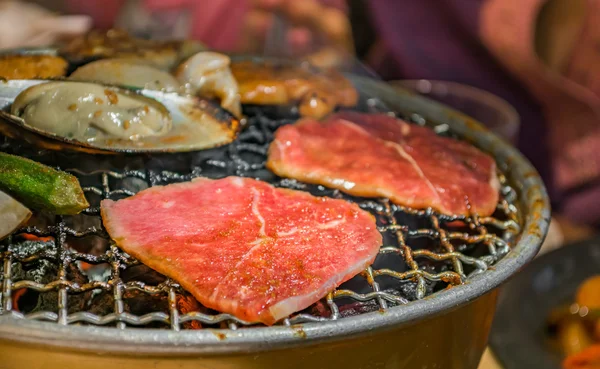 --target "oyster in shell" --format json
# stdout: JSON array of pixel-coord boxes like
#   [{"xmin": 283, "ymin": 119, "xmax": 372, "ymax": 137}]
[
  {"xmin": 12, "ymin": 81, "xmax": 172, "ymax": 142},
  {"xmin": 70, "ymin": 59, "xmax": 181, "ymax": 92},
  {"xmin": 0, "ymin": 80, "xmax": 239, "ymax": 154}
]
